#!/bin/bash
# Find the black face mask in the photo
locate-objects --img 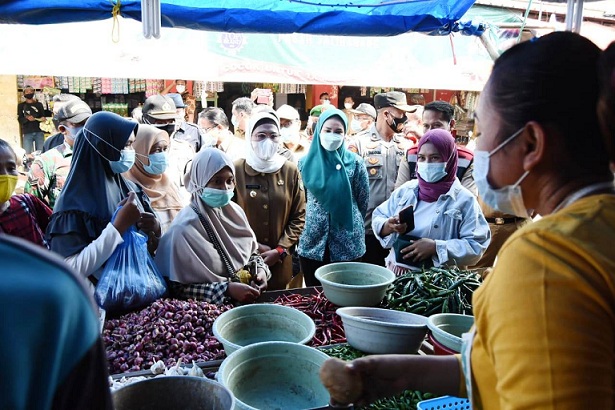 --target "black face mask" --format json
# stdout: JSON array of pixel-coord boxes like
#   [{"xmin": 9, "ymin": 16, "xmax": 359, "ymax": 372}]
[
  {"xmin": 157, "ymin": 123, "xmax": 177, "ymax": 136},
  {"xmin": 24, "ymin": 93, "xmax": 35, "ymax": 100},
  {"xmin": 144, "ymin": 115, "xmax": 177, "ymax": 136},
  {"xmin": 386, "ymin": 111, "xmax": 407, "ymax": 133}
]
